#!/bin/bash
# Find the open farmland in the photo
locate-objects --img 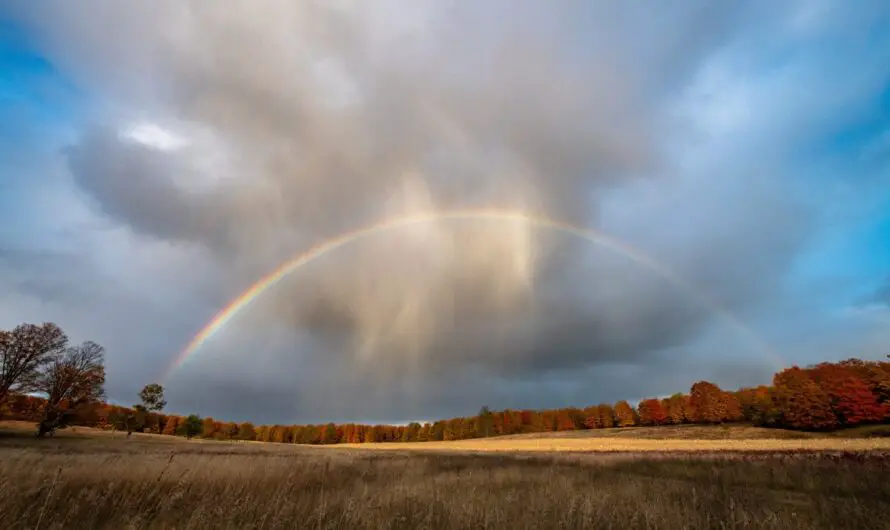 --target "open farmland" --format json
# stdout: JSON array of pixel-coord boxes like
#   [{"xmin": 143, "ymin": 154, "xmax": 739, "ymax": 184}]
[
  {"xmin": 332, "ymin": 424, "xmax": 890, "ymax": 453},
  {"xmin": 2, "ymin": 424, "xmax": 890, "ymax": 529}
]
